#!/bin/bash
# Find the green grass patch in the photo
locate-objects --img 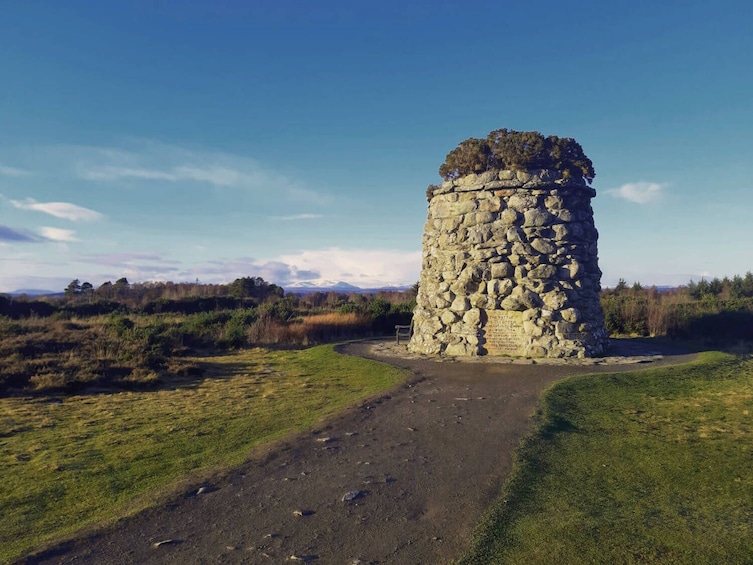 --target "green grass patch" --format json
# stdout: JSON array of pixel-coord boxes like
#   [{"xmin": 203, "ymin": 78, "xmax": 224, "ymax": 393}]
[
  {"xmin": 459, "ymin": 352, "xmax": 753, "ymax": 564},
  {"xmin": 0, "ymin": 344, "xmax": 405, "ymax": 563}
]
